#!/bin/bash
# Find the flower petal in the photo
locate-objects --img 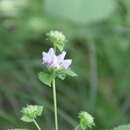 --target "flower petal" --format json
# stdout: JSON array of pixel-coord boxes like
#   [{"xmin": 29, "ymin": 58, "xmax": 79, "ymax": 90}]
[
  {"xmin": 62, "ymin": 59, "xmax": 72, "ymax": 69},
  {"xmin": 48, "ymin": 48, "xmax": 55, "ymax": 56},
  {"xmin": 42, "ymin": 48, "xmax": 57, "ymax": 66},
  {"xmin": 57, "ymin": 51, "xmax": 66, "ymax": 63},
  {"xmin": 42, "ymin": 48, "xmax": 72, "ymax": 70},
  {"xmin": 42, "ymin": 52, "xmax": 49, "ymax": 63},
  {"xmin": 49, "ymin": 55, "xmax": 58, "ymax": 67}
]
